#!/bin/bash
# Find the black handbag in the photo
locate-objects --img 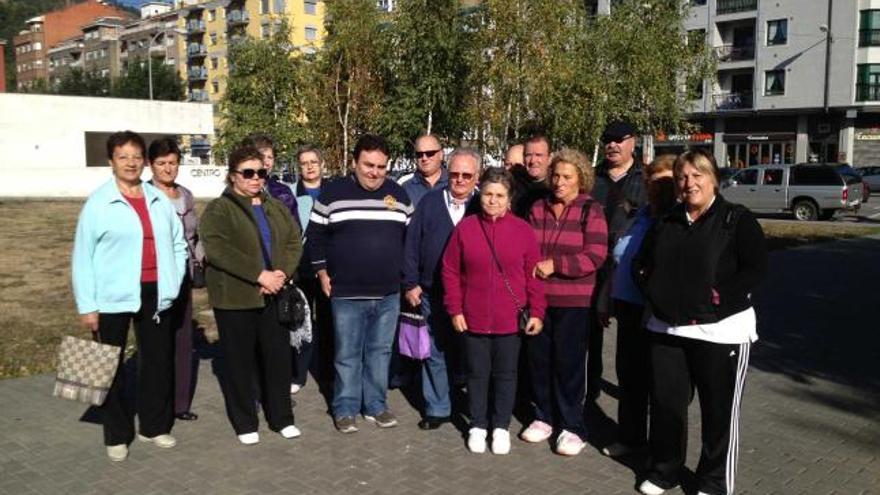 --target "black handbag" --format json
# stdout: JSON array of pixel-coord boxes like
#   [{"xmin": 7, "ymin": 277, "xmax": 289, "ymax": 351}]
[
  {"xmin": 478, "ymin": 219, "xmax": 531, "ymax": 333},
  {"xmin": 223, "ymin": 192, "xmax": 306, "ymax": 328},
  {"xmin": 190, "ymin": 260, "xmax": 206, "ymax": 289}
]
